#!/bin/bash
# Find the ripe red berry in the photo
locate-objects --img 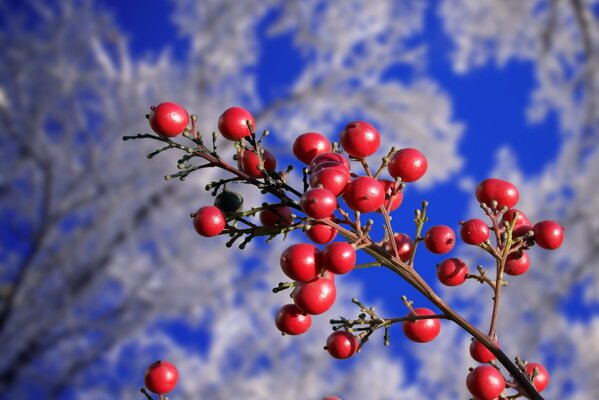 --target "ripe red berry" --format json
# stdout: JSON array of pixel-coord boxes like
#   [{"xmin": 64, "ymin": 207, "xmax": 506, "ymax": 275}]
[
  {"xmin": 322, "ymin": 242, "xmax": 356, "ymax": 275},
  {"xmin": 144, "ymin": 360, "xmax": 179, "ymax": 395},
  {"xmin": 293, "ymin": 132, "xmax": 332, "ymax": 164},
  {"xmin": 504, "ymin": 251, "xmax": 530, "ymax": 276},
  {"xmin": 524, "ymin": 362, "xmax": 549, "ymax": 392},
  {"xmin": 387, "ymin": 148, "xmax": 428, "ymax": 183},
  {"xmin": 293, "ymin": 277, "xmax": 336, "ymax": 315},
  {"xmin": 193, "ymin": 206, "xmax": 226, "ymax": 237},
  {"xmin": 259, "ymin": 205, "xmax": 293, "ymax": 226},
  {"xmin": 322, "ymin": 397, "xmax": 341, "ymax": 400},
  {"xmin": 533, "ymin": 220, "xmax": 564, "ymax": 250},
  {"xmin": 424, "ymin": 225, "xmax": 456, "ymax": 254},
  {"xmin": 378, "ymin": 179, "xmax": 403, "ymax": 212},
  {"xmin": 501, "ymin": 209, "xmax": 532, "ymax": 237},
  {"xmin": 310, "ymin": 152, "xmax": 351, "ymax": 171},
  {"xmin": 326, "ymin": 331, "xmax": 359, "ymax": 359},
  {"xmin": 387, "ymin": 233, "xmax": 413, "ymax": 262},
  {"xmin": 460, "ymin": 219, "xmax": 490, "ymax": 245},
  {"xmin": 476, "ymin": 178, "xmax": 519, "ymax": 209},
  {"xmin": 149, "ymin": 102, "xmax": 189, "ymax": 137},
  {"xmin": 275, "ymin": 304, "xmax": 312, "ymax": 335},
  {"xmin": 306, "ymin": 221, "xmax": 338, "ymax": 244},
  {"xmin": 240, "ymin": 148, "xmax": 277, "ymax": 178},
  {"xmin": 466, "ymin": 365, "xmax": 505, "ymax": 400},
  {"xmin": 218, "ymin": 106, "xmax": 255, "ymax": 141},
  {"xmin": 310, "ymin": 164, "xmax": 350, "ymax": 197},
  {"xmin": 469, "ymin": 338, "xmax": 499, "ymax": 363},
  {"xmin": 340, "ymin": 121, "xmax": 380, "ymax": 158},
  {"xmin": 301, "ymin": 188, "xmax": 337, "ymax": 219},
  {"xmin": 280, "ymin": 243, "xmax": 322, "ymax": 282},
  {"xmin": 342, "ymin": 176, "xmax": 385, "ymax": 213},
  {"xmin": 437, "ymin": 258, "xmax": 468, "ymax": 286},
  {"xmin": 402, "ymin": 308, "xmax": 441, "ymax": 343}
]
